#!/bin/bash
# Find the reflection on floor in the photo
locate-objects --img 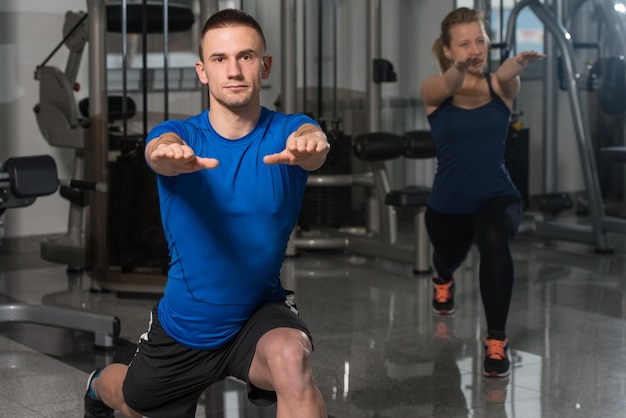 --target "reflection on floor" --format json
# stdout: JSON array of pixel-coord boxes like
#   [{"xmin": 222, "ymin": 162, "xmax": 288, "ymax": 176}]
[{"xmin": 2, "ymin": 232, "xmax": 626, "ymax": 417}]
